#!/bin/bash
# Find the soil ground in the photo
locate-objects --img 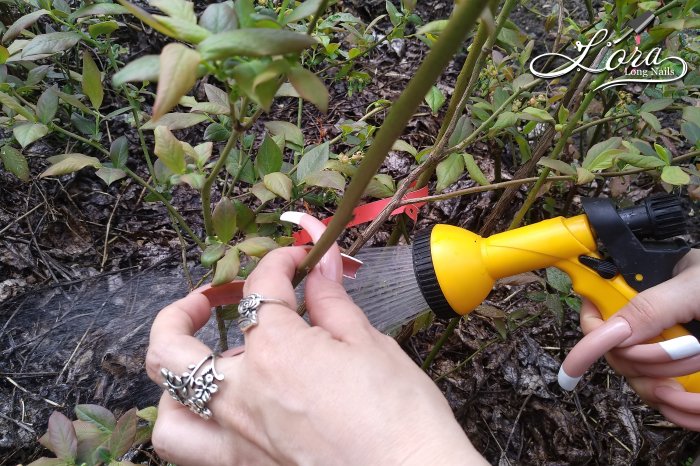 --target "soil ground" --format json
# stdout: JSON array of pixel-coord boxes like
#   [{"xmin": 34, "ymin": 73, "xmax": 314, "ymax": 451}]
[{"xmin": 1, "ymin": 1, "xmax": 699, "ymax": 465}]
